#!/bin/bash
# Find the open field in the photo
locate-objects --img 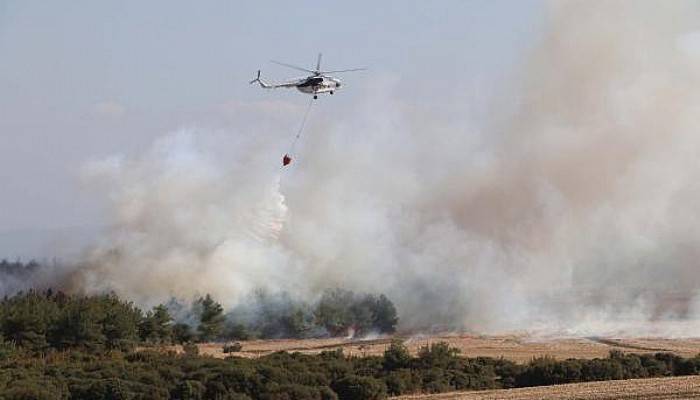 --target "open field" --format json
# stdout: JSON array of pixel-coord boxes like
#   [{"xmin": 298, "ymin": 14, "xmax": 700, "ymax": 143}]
[
  {"xmin": 392, "ymin": 375, "xmax": 700, "ymax": 399},
  {"xmin": 170, "ymin": 334, "xmax": 700, "ymax": 363}
]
